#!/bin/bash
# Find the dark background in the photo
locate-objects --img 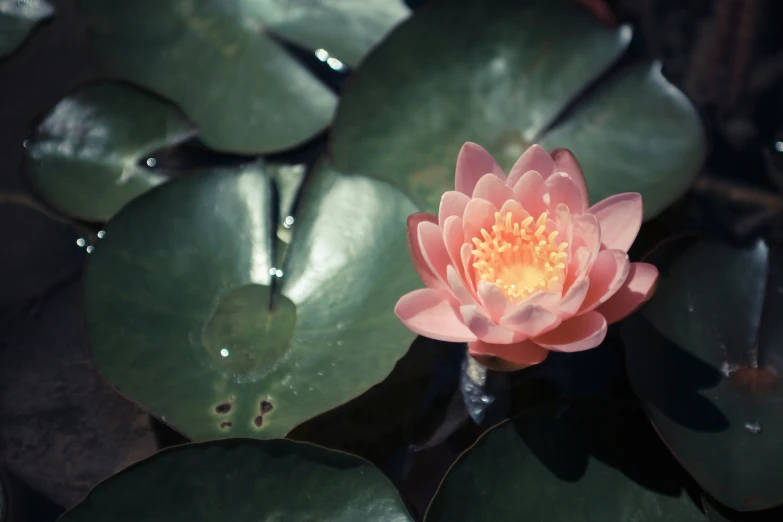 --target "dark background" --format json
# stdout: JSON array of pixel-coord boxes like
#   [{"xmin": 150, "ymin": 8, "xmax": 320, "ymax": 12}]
[{"xmin": 2, "ymin": 0, "xmax": 783, "ymax": 519}]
